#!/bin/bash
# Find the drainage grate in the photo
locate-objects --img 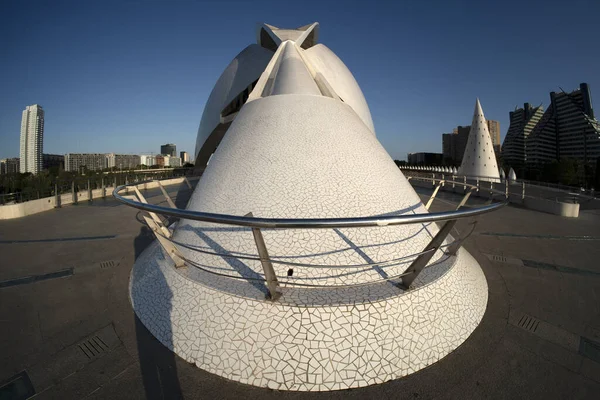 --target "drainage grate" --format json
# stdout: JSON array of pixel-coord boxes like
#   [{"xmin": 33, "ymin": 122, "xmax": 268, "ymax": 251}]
[
  {"xmin": 0, "ymin": 371, "xmax": 35, "ymax": 400},
  {"xmin": 99, "ymin": 260, "xmax": 117, "ymax": 269},
  {"xmin": 579, "ymin": 337, "xmax": 600, "ymax": 363},
  {"xmin": 78, "ymin": 335, "xmax": 109, "ymax": 359},
  {"xmin": 517, "ymin": 314, "xmax": 540, "ymax": 333},
  {"xmin": 490, "ymin": 255, "xmax": 508, "ymax": 263}
]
